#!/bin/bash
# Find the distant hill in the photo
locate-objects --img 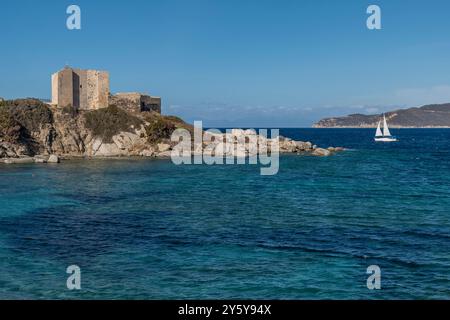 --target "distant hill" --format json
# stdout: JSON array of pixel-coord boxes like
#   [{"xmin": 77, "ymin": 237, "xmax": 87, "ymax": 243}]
[{"xmin": 313, "ymin": 103, "xmax": 450, "ymax": 128}]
